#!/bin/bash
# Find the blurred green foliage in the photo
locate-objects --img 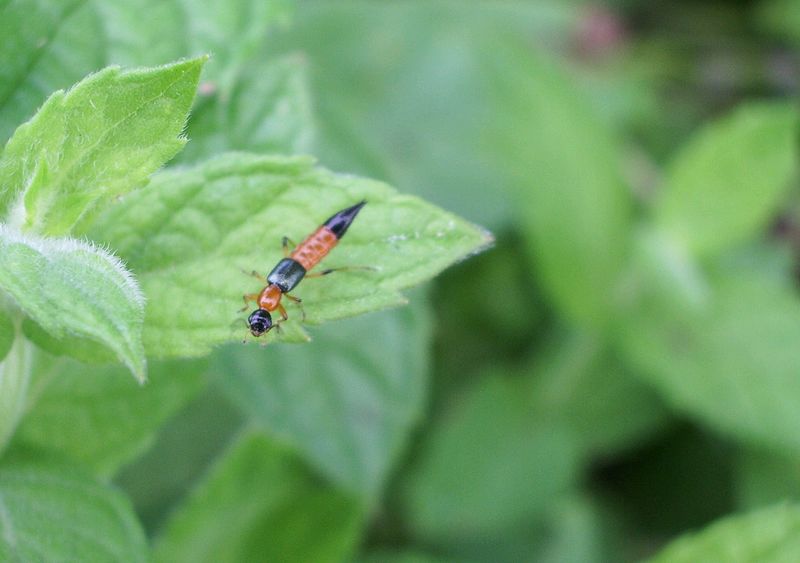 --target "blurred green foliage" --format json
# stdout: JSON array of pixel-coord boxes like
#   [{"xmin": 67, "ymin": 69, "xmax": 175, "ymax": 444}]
[{"xmin": 1, "ymin": 0, "xmax": 800, "ymax": 561}]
